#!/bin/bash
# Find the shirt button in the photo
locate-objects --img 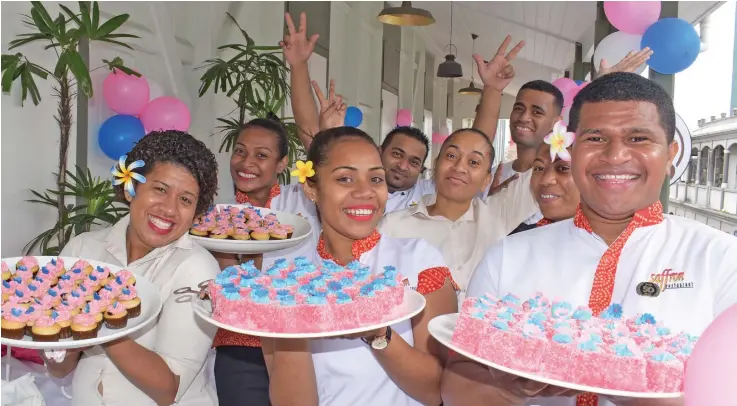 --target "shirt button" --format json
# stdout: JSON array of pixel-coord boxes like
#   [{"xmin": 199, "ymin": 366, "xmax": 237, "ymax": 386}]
[{"xmin": 456, "ymin": 266, "xmax": 462, "ymax": 271}]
